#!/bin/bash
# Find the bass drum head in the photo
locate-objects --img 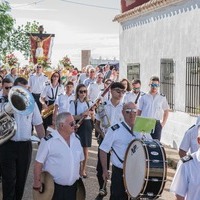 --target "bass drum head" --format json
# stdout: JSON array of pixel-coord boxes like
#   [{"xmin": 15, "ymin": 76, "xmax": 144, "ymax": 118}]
[{"xmin": 123, "ymin": 140, "xmax": 147, "ymax": 198}]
